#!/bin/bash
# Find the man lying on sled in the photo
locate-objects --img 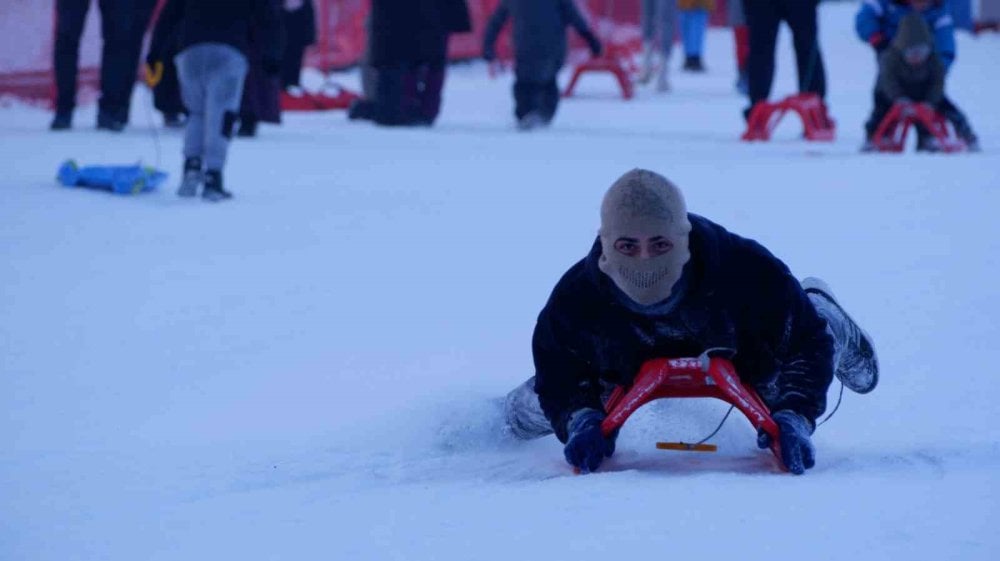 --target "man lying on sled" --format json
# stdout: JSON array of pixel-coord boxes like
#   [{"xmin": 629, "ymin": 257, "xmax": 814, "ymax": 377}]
[{"xmin": 504, "ymin": 169, "xmax": 879, "ymax": 474}]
